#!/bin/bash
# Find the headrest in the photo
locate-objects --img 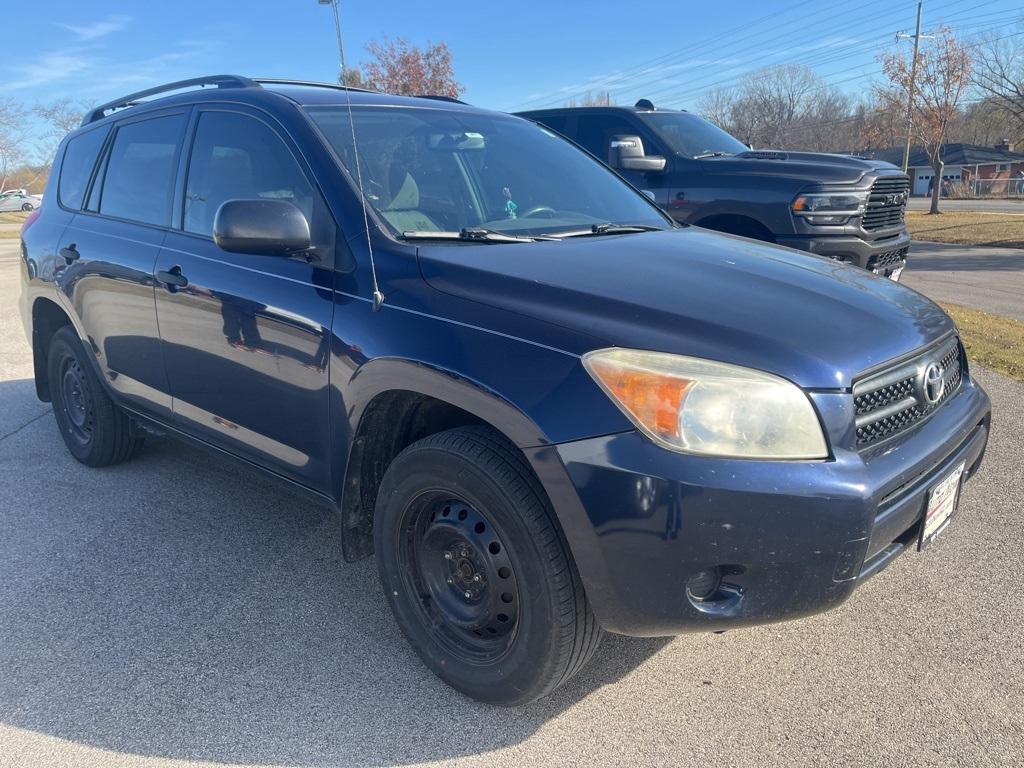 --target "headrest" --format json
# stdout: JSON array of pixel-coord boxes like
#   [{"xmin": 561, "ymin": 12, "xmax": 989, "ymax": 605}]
[{"xmin": 385, "ymin": 172, "xmax": 419, "ymax": 210}]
